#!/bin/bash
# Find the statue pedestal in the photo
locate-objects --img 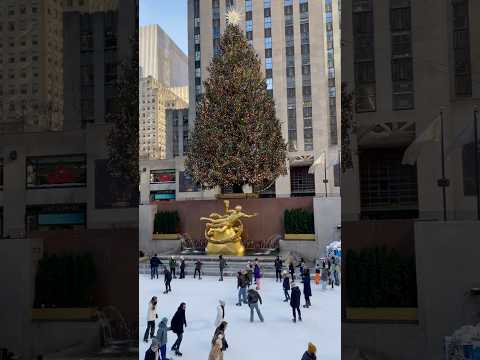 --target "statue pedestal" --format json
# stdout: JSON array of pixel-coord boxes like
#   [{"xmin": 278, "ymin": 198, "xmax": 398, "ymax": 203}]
[{"xmin": 205, "ymin": 241, "xmax": 245, "ymax": 256}]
